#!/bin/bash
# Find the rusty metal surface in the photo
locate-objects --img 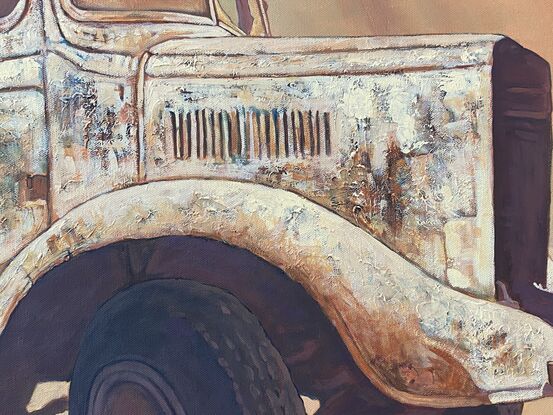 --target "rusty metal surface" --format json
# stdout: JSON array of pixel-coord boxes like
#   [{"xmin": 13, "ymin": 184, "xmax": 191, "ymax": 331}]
[
  {"xmin": 28, "ymin": 32, "xmax": 506, "ymax": 298},
  {"xmin": 1, "ymin": 180, "xmax": 553, "ymax": 407},
  {"xmin": 0, "ymin": 0, "xmax": 552, "ymax": 408},
  {"xmin": 144, "ymin": 64, "xmax": 495, "ymax": 297},
  {"xmin": 0, "ymin": 87, "xmax": 48, "ymax": 266},
  {"xmin": 46, "ymin": 52, "xmax": 138, "ymax": 218}
]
